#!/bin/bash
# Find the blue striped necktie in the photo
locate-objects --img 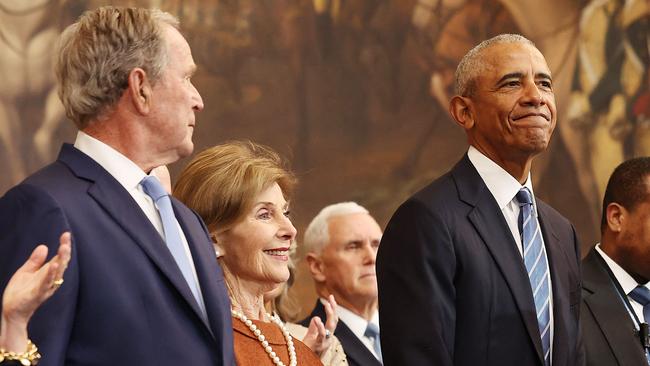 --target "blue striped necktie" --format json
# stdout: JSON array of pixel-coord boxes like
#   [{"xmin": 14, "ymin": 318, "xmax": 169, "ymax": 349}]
[
  {"xmin": 140, "ymin": 176, "xmax": 206, "ymax": 318},
  {"xmin": 629, "ymin": 285, "xmax": 650, "ymax": 364},
  {"xmin": 517, "ymin": 187, "xmax": 551, "ymax": 366}
]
